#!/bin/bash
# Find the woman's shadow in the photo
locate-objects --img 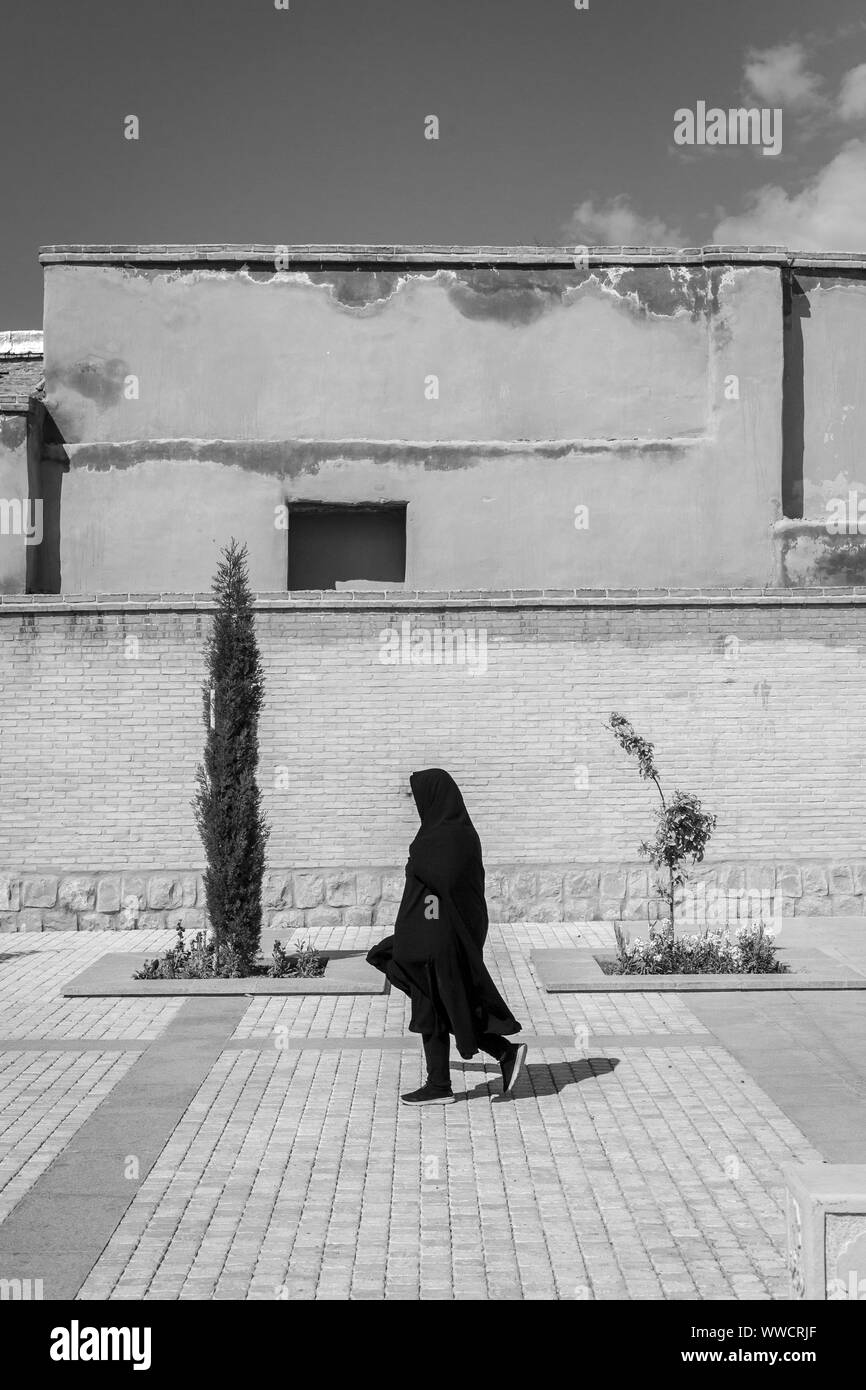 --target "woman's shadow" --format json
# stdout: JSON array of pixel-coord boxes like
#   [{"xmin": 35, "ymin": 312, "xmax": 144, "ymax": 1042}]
[{"xmin": 456, "ymin": 1056, "xmax": 619, "ymax": 1102}]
